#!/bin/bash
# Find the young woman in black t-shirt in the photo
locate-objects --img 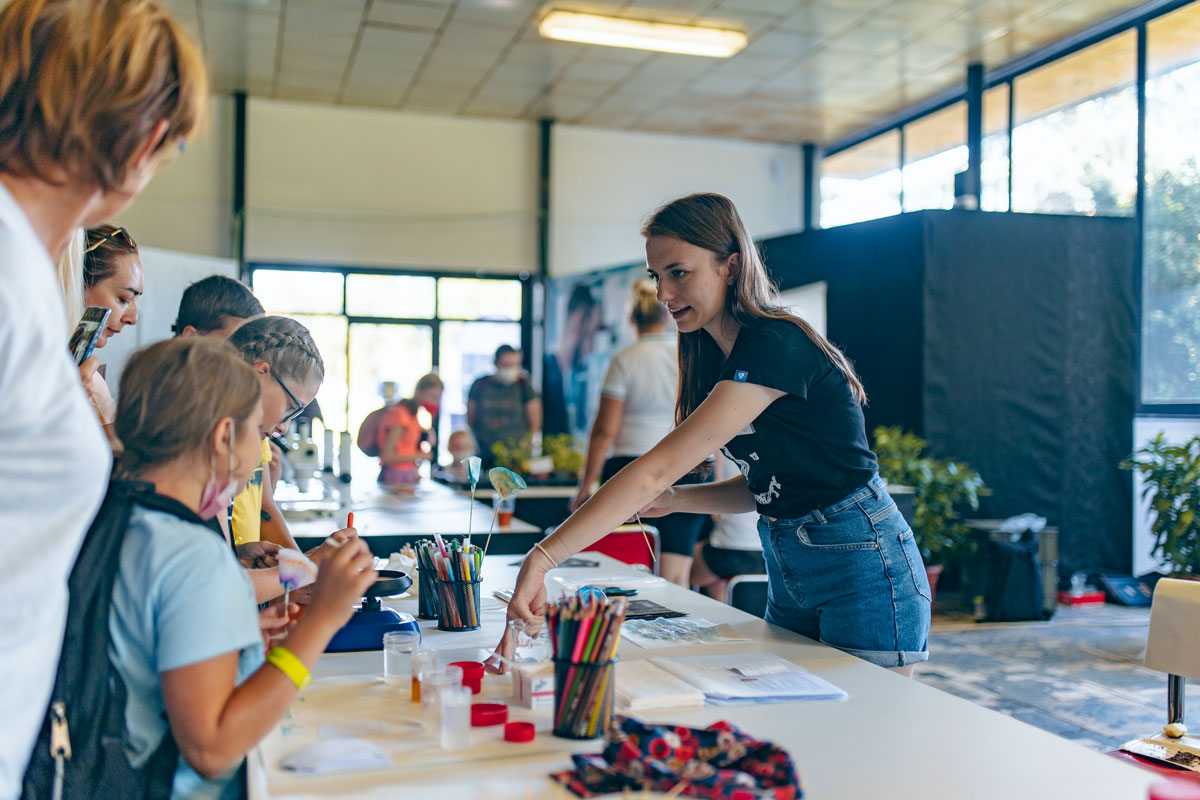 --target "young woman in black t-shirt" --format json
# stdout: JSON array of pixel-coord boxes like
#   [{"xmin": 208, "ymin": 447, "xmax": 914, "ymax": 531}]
[{"xmin": 497, "ymin": 193, "xmax": 931, "ymax": 673}]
